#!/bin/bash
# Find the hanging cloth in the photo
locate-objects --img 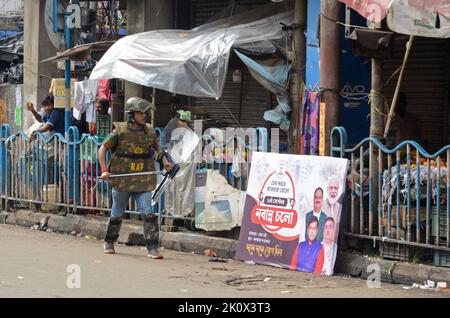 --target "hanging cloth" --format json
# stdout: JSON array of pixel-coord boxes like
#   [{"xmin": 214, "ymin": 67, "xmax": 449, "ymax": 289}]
[
  {"xmin": 73, "ymin": 79, "xmax": 98, "ymax": 123},
  {"xmin": 300, "ymin": 89, "xmax": 320, "ymax": 155}
]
